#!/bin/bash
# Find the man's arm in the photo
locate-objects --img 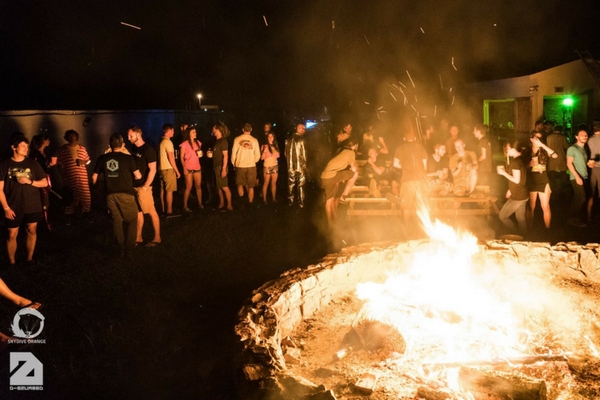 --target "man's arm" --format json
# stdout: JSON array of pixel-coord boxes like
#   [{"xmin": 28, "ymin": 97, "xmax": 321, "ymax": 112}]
[
  {"xmin": 133, "ymin": 169, "xmax": 142, "ymax": 181},
  {"xmin": 167, "ymin": 151, "xmax": 180, "ymax": 178},
  {"xmin": 393, "ymin": 157, "xmax": 401, "ymax": 169},
  {"xmin": 144, "ymin": 161, "xmax": 157, "ymax": 189},
  {"xmin": 92, "ymin": 173, "xmax": 99, "ymax": 185},
  {"xmin": 221, "ymin": 150, "xmax": 229, "ymax": 178},
  {"xmin": 478, "ymin": 146, "xmax": 486, "ymax": 163},
  {"xmin": 253, "ymin": 138, "xmax": 261, "ymax": 163},
  {"xmin": 231, "ymin": 139, "xmax": 239, "ymax": 167},
  {"xmin": 566, "ymin": 155, "xmax": 582, "ymax": 185},
  {"xmin": 0, "ymin": 181, "xmax": 15, "ymax": 220}
]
